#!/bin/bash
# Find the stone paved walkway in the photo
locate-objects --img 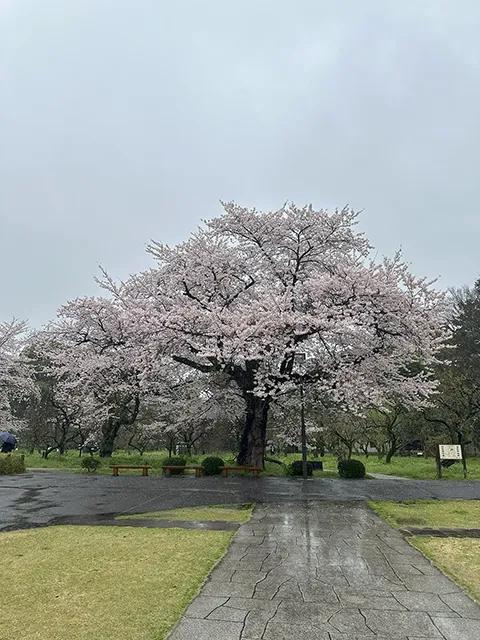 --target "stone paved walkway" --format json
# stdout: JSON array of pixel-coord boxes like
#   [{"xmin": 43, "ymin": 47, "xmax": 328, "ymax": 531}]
[{"xmin": 170, "ymin": 502, "xmax": 480, "ymax": 640}]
